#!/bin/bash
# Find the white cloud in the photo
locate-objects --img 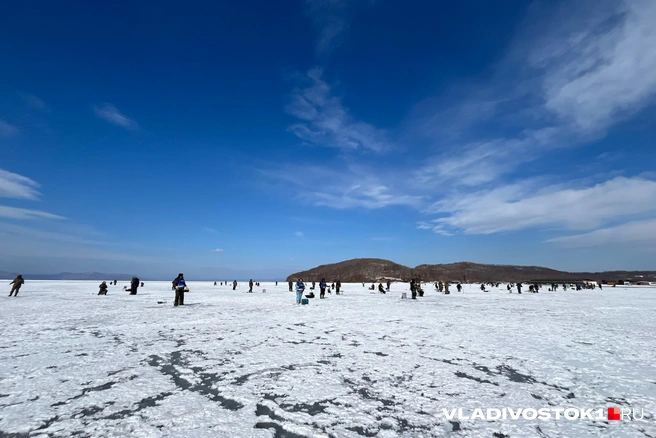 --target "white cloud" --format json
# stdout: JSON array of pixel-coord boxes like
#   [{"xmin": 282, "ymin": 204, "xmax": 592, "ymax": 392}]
[
  {"xmin": 295, "ymin": 231, "xmax": 304, "ymax": 237},
  {"xmin": 412, "ymin": 0, "xmax": 656, "ymax": 188},
  {"xmin": 0, "ymin": 205, "xmax": 65, "ymax": 220},
  {"xmin": 426, "ymin": 176, "xmax": 656, "ymax": 235},
  {"xmin": 93, "ymin": 103, "xmax": 138, "ymax": 130},
  {"xmin": 0, "ymin": 120, "xmax": 18, "ymax": 137},
  {"xmin": 532, "ymin": 0, "xmax": 656, "ymax": 133},
  {"xmin": 286, "ymin": 68, "xmax": 391, "ymax": 152},
  {"xmin": 305, "ymin": 0, "xmax": 353, "ymax": 53},
  {"xmin": 0, "ymin": 169, "xmax": 42, "ymax": 200},
  {"xmin": 211, "ymin": 248, "xmax": 224, "ymax": 252},
  {"xmin": 0, "ymin": 222, "xmax": 106, "ymax": 246},
  {"xmin": 20, "ymin": 93, "xmax": 46, "ymax": 110},
  {"xmin": 546, "ymin": 219, "xmax": 656, "ymax": 249},
  {"xmin": 261, "ymin": 163, "xmax": 423, "ymax": 210}
]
